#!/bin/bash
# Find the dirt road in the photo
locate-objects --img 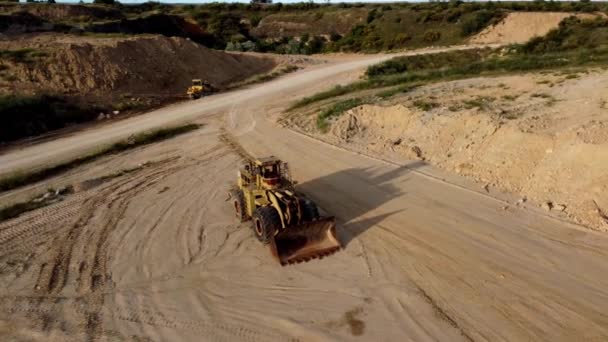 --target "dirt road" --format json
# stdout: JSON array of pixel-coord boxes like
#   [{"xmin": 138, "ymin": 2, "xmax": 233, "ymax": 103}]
[{"xmin": 1, "ymin": 49, "xmax": 608, "ymax": 341}]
